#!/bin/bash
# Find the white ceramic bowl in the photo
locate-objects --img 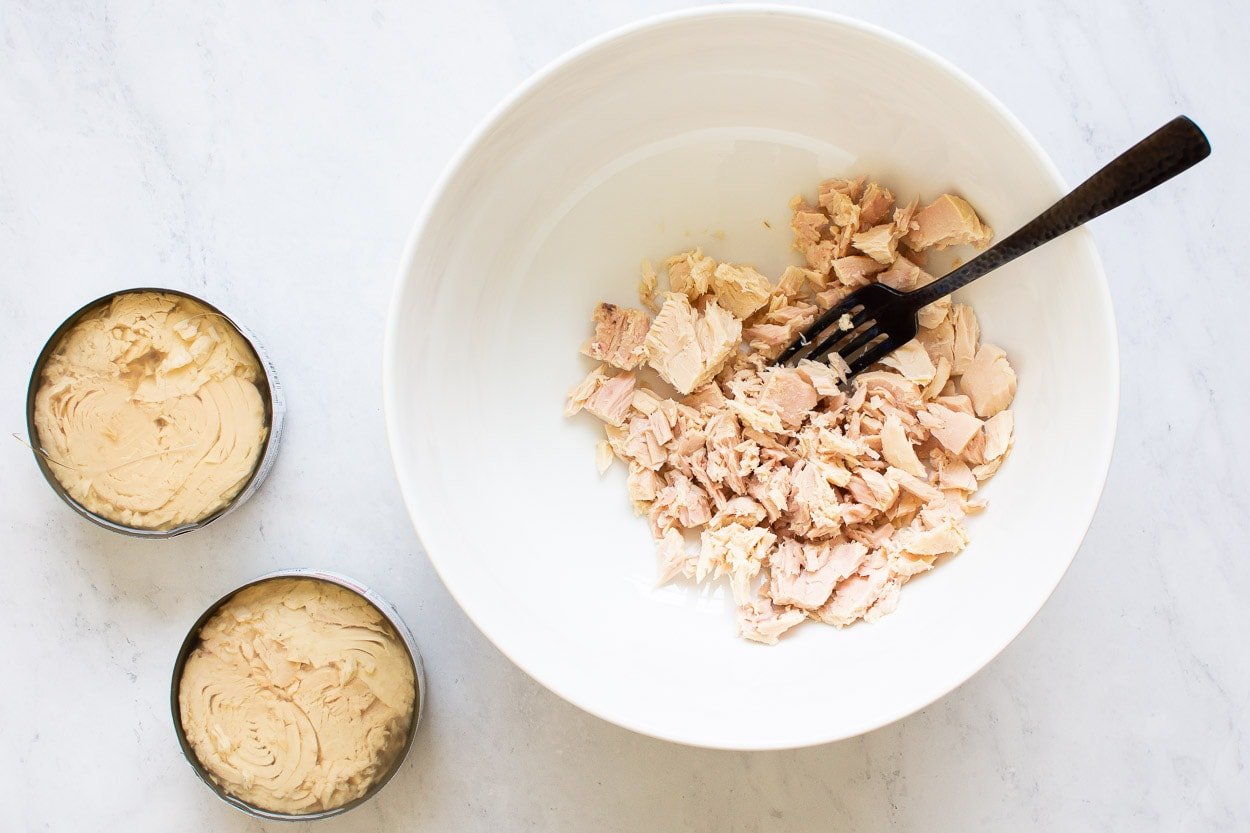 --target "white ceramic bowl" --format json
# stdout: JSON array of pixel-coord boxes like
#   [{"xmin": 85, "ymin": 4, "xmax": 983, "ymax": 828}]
[{"xmin": 384, "ymin": 6, "xmax": 1117, "ymax": 749}]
